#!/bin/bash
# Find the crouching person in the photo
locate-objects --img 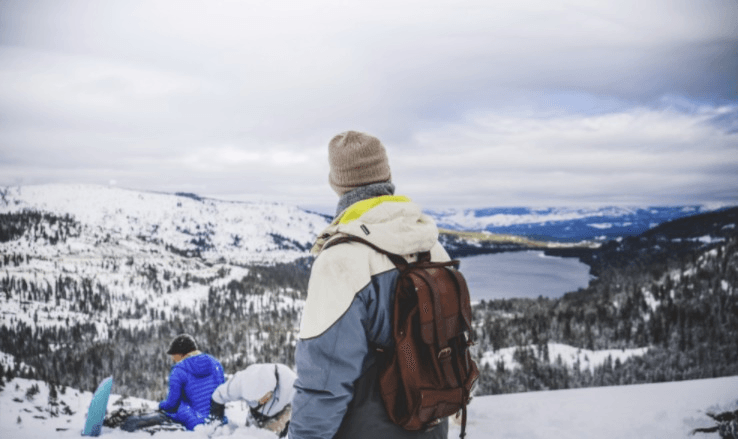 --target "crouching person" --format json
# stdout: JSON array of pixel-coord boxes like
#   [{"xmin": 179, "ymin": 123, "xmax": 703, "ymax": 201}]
[
  {"xmin": 121, "ymin": 334, "xmax": 226, "ymax": 432},
  {"xmin": 210, "ymin": 363, "xmax": 296, "ymax": 438}
]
